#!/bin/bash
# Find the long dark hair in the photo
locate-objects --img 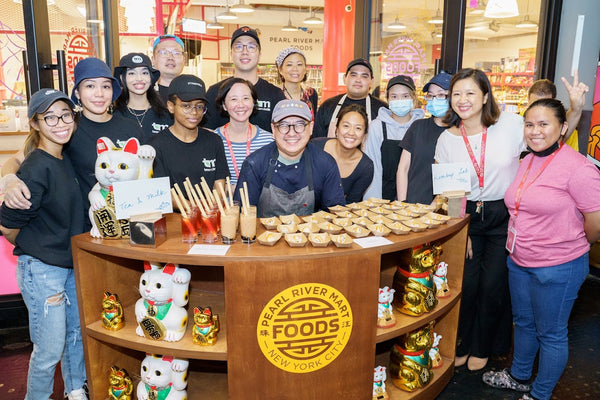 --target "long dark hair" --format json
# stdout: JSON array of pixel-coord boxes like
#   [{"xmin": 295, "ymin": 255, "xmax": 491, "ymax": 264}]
[
  {"xmin": 114, "ymin": 69, "xmax": 169, "ymax": 118},
  {"xmin": 442, "ymin": 68, "xmax": 500, "ymax": 128}
]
